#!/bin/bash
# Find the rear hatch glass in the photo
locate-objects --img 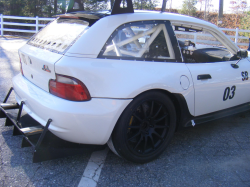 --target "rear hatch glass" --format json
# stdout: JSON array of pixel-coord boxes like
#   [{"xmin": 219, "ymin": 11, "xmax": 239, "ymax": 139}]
[{"xmin": 27, "ymin": 18, "xmax": 89, "ymax": 54}]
